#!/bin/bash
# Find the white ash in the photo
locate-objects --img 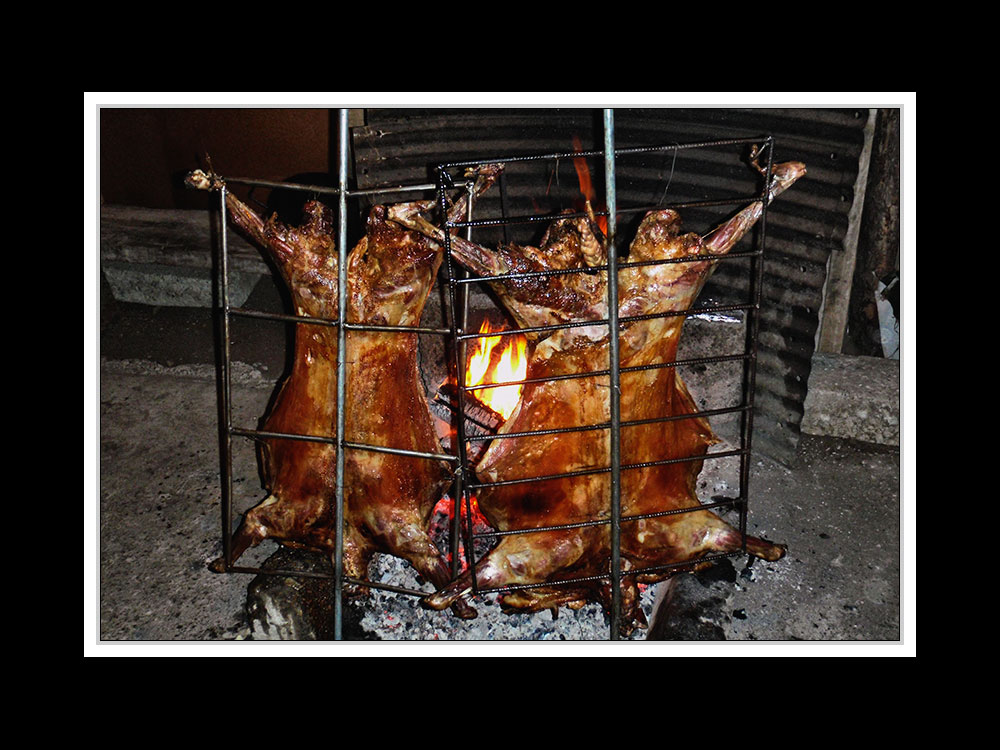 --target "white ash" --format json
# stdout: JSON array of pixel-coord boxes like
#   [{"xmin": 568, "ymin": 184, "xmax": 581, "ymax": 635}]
[{"xmin": 358, "ymin": 553, "xmax": 659, "ymax": 641}]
